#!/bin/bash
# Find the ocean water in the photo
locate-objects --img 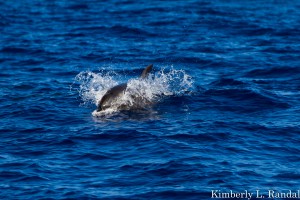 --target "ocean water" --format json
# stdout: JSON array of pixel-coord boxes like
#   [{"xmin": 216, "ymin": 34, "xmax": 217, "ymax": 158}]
[{"xmin": 1, "ymin": 0, "xmax": 300, "ymax": 199}]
